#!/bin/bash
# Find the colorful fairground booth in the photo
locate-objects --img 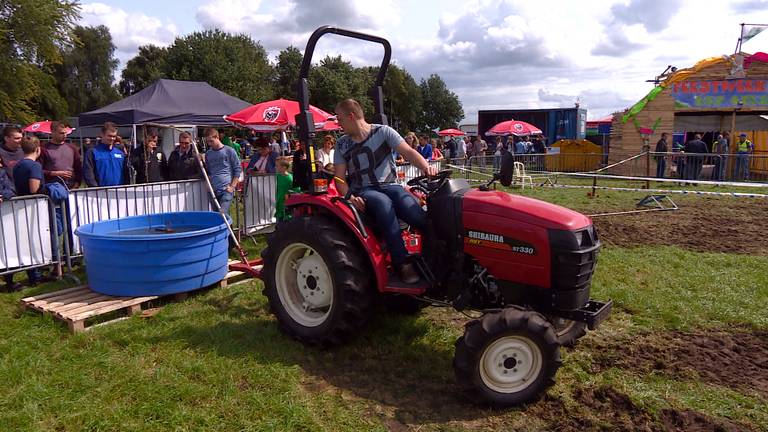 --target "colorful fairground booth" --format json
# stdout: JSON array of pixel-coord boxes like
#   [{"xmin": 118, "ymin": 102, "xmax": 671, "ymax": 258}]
[{"xmin": 609, "ymin": 52, "xmax": 768, "ymax": 180}]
